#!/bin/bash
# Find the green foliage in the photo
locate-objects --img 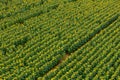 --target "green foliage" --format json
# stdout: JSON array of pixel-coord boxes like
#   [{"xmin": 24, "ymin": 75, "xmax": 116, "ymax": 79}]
[
  {"xmin": 14, "ymin": 36, "xmax": 29, "ymax": 47},
  {"xmin": 0, "ymin": 42, "xmax": 2, "ymax": 47},
  {"xmin": 0, "ymin": 0, "xmax": 119, "ymax": 79},
  {"xmin": 68, "ymin": 0, "xmax": 77, "ymax": 2},
  {"xmin": 0, "ymin": 48, "xmax": 7, "ymax": 55}
]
